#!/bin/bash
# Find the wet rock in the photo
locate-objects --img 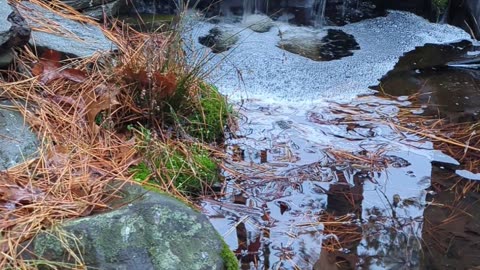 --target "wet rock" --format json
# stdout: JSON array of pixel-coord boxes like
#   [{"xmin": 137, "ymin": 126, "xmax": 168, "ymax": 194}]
[
  {"xmin": 278, "ymin": 29, "xmax": 359, "ymax": 61},
  {"xmin": 60, "ymin": 0, "xmax": 117, "ymax": 11},
  {"xmin": 29, "ymin": 184, "xmax": 228, "ymax": 270},
  {"xmin": 82, "ymin": 0, "xmax": 123, "ymax": 20},
  {"xmin": 0, "ymin": 101, "xmax": 39, "ymax": 170},
  {"xmin": 17, "ymin": 1, "xmax": 116, "ymax": 58},
  {"xmin": 125, "ymin": 0, "xmax": 177, "ymax": 15},
  {"xmin": 58, "ymin": 0, "xmax": 124, "ymax": 20},
  {"xmin": 0, "ymin": 2, "xmax": 30, "ymax": 68},
  {"xmin": 243, "ymin": 14, "xmax": 274, "ymax": 33},
  {"xmin": 199, "ymin": 27, "xmax": 239, "ymax": 53},
  {"xmin": 323, "ymin": 0, "xmax": 387, "ymax": 26},
  {"xmin": 381, "ymin": 0, "xmax": 433, "ymax": 18}
]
